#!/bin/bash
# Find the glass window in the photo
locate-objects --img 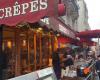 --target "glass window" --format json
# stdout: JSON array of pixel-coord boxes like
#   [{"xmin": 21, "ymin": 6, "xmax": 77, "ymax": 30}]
[{"xmin": 3, "ymin": 27, "xmax": 16, "ymax": 79}]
